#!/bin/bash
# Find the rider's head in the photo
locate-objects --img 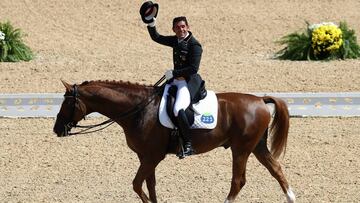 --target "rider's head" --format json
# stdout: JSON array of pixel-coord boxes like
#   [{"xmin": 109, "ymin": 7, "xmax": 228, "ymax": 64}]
[{"xmin": 172, "ymin": 16, "xmax": 189, "ymax": 39}]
